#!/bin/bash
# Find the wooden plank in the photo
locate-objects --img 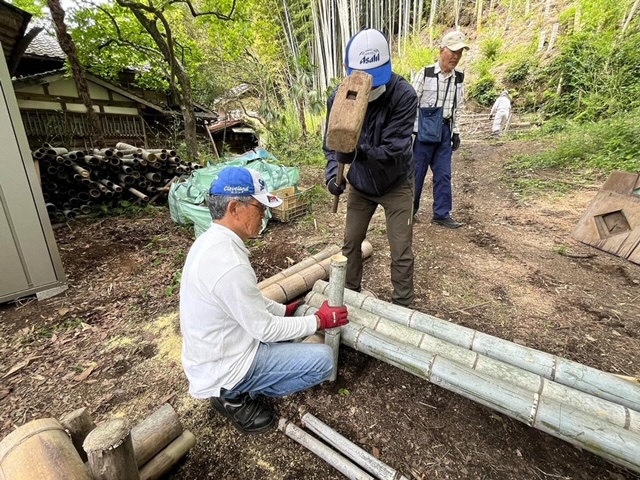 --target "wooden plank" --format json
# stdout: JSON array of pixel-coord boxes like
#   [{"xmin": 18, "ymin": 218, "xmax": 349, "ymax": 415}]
[
  {"xmin": 572, "ymin": 178, "xmax": 640, "ymax": 265},
  {"xmin": 602, "ymin": 171, "xmax": 639, "ymax": 194}
]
